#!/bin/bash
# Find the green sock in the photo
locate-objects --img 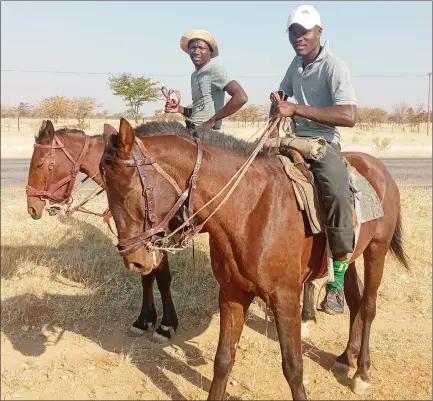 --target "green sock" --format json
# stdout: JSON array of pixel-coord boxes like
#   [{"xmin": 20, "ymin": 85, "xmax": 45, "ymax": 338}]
[{"xmin": 327, "ymin": 259, "xmax": 349, "ymax": 290}]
